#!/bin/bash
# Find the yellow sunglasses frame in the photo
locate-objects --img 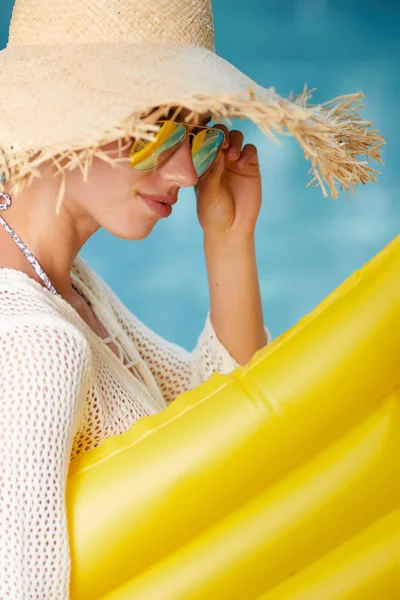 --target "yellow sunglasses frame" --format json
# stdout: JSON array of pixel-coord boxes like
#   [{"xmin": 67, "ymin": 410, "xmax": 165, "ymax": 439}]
[{"xmin": 129, "ymin": 120, "xmax": 226, "ymax": 179}]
